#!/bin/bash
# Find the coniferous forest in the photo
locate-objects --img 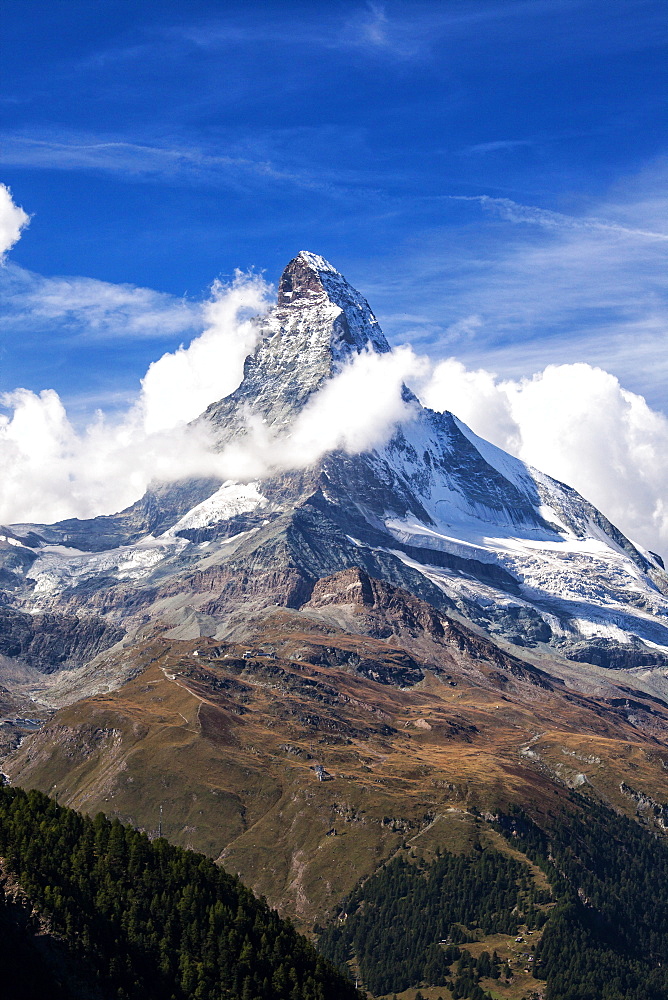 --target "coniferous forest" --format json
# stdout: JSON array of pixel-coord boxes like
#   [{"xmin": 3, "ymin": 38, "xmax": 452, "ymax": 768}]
[
  {"xmin": 0, "ymin": 785, "xmax": 362, "ymax": 1000},
  {"xmin": 496, "ymin": 797, "xmax": 668, "ymax": 1000},
  {"xmin": 319, "ymin": 796, "xmax": 668, "ymax": 1000},
  {"xmin": 318, "ymin": 844, "xmax": 536, "ymax": 996},
  {"xmin": 3, "ymin": 783, "xmax": 668, "ymax": 1000}
]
